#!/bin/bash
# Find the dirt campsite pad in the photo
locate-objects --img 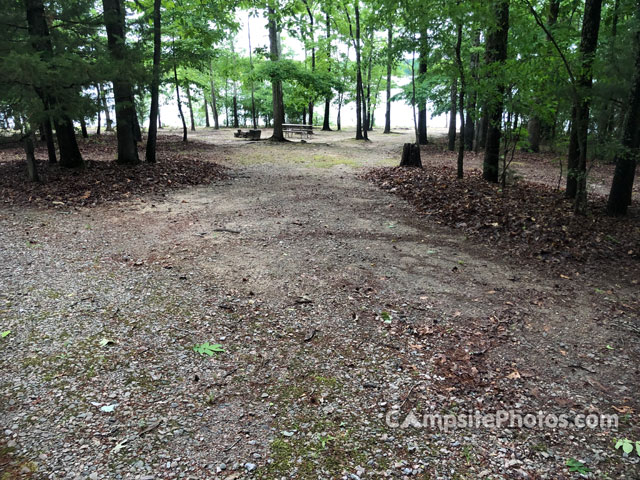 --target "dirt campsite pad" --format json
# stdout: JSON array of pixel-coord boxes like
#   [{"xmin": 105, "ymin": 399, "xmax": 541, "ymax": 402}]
[{"xmin": 1, "ymin": 128, "xmax": 639, "ymax": 479}]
